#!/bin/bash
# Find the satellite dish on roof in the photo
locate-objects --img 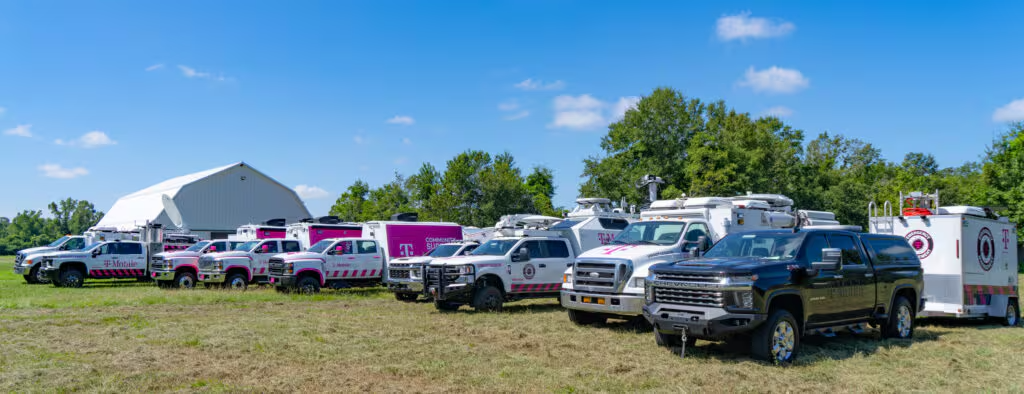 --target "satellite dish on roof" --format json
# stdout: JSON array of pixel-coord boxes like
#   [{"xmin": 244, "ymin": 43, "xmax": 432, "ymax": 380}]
[{"xmin": 161, "ymin": 194, "xmax": 187, "ymax": 231}]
